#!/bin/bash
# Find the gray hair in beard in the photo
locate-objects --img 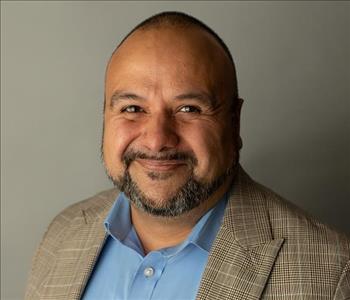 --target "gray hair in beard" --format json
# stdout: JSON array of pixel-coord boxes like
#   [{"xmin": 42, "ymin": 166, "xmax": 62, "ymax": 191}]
[{"xmin": 108, "ymin": 149, "xmax": 234, "ymax": 217}]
